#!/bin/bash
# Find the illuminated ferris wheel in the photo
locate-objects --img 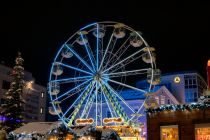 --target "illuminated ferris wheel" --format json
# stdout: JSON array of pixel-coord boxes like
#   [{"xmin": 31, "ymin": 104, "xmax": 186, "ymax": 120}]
[{"xmin": 48, "ymin": 21, "xmax": 160, "ymax": 128}]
